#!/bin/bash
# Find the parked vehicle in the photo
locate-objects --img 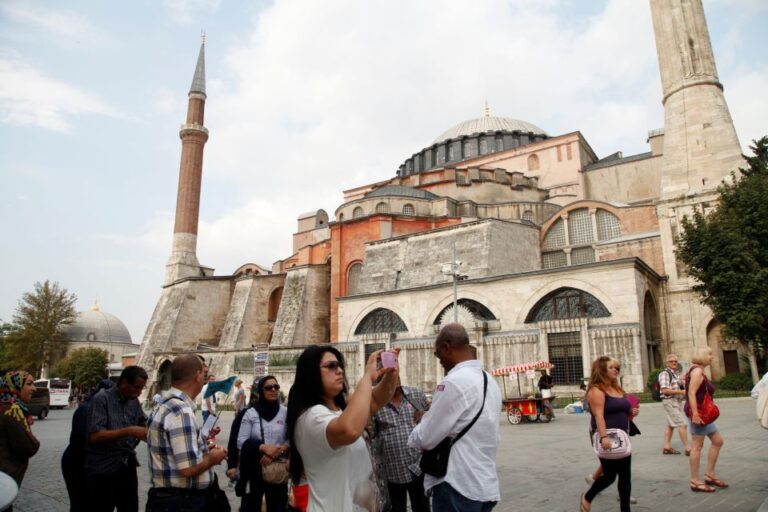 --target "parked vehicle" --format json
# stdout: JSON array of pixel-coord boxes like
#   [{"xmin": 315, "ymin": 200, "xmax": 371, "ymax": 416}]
[
  {"xmin": 34, "ymin": 378, "xmax": 72, "ymax": 408},
  {"xmin": 27, "ymin": 386, "xmax": 50, "ymax": 420}
]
